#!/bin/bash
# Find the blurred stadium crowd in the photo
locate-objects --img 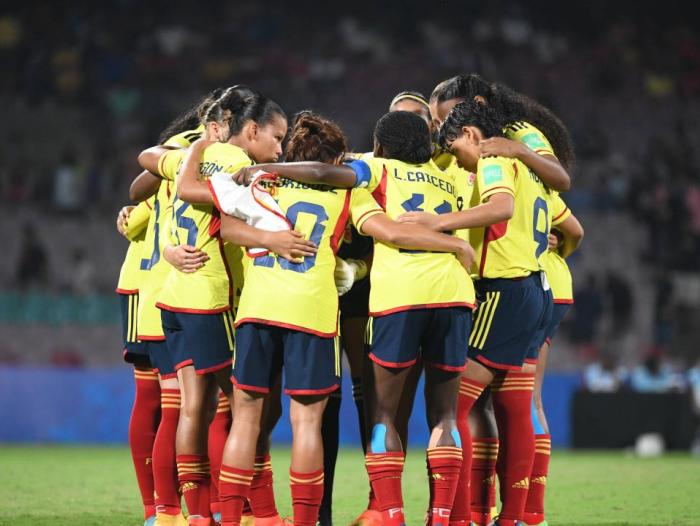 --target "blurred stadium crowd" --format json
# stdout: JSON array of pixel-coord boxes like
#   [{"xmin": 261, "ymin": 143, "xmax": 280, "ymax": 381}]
[{"xmin": 1, "ymin": 1, "xmax": 699, "ymax": 382}]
